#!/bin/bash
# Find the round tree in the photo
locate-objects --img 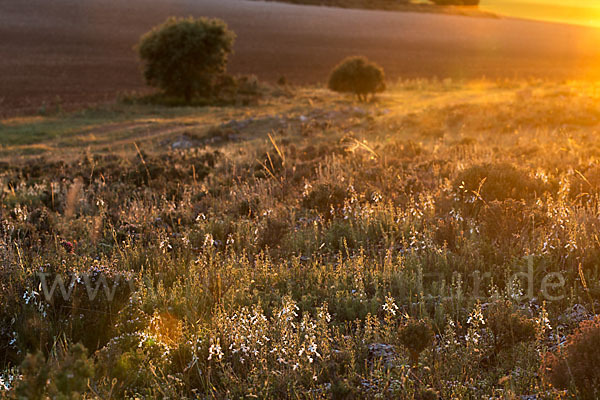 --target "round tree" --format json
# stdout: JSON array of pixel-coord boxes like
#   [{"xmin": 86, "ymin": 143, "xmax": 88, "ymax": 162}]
[
  {"xmin": 328, "ymin": 56, "xmax": 386, "ymax": 102},
  {"xmin": 137, "ymin": 17, "xmax": 236, "ymax": 102},
  {"xmin": 398, "ymin": 318, "xmax": 435, "ymax": 367}
]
